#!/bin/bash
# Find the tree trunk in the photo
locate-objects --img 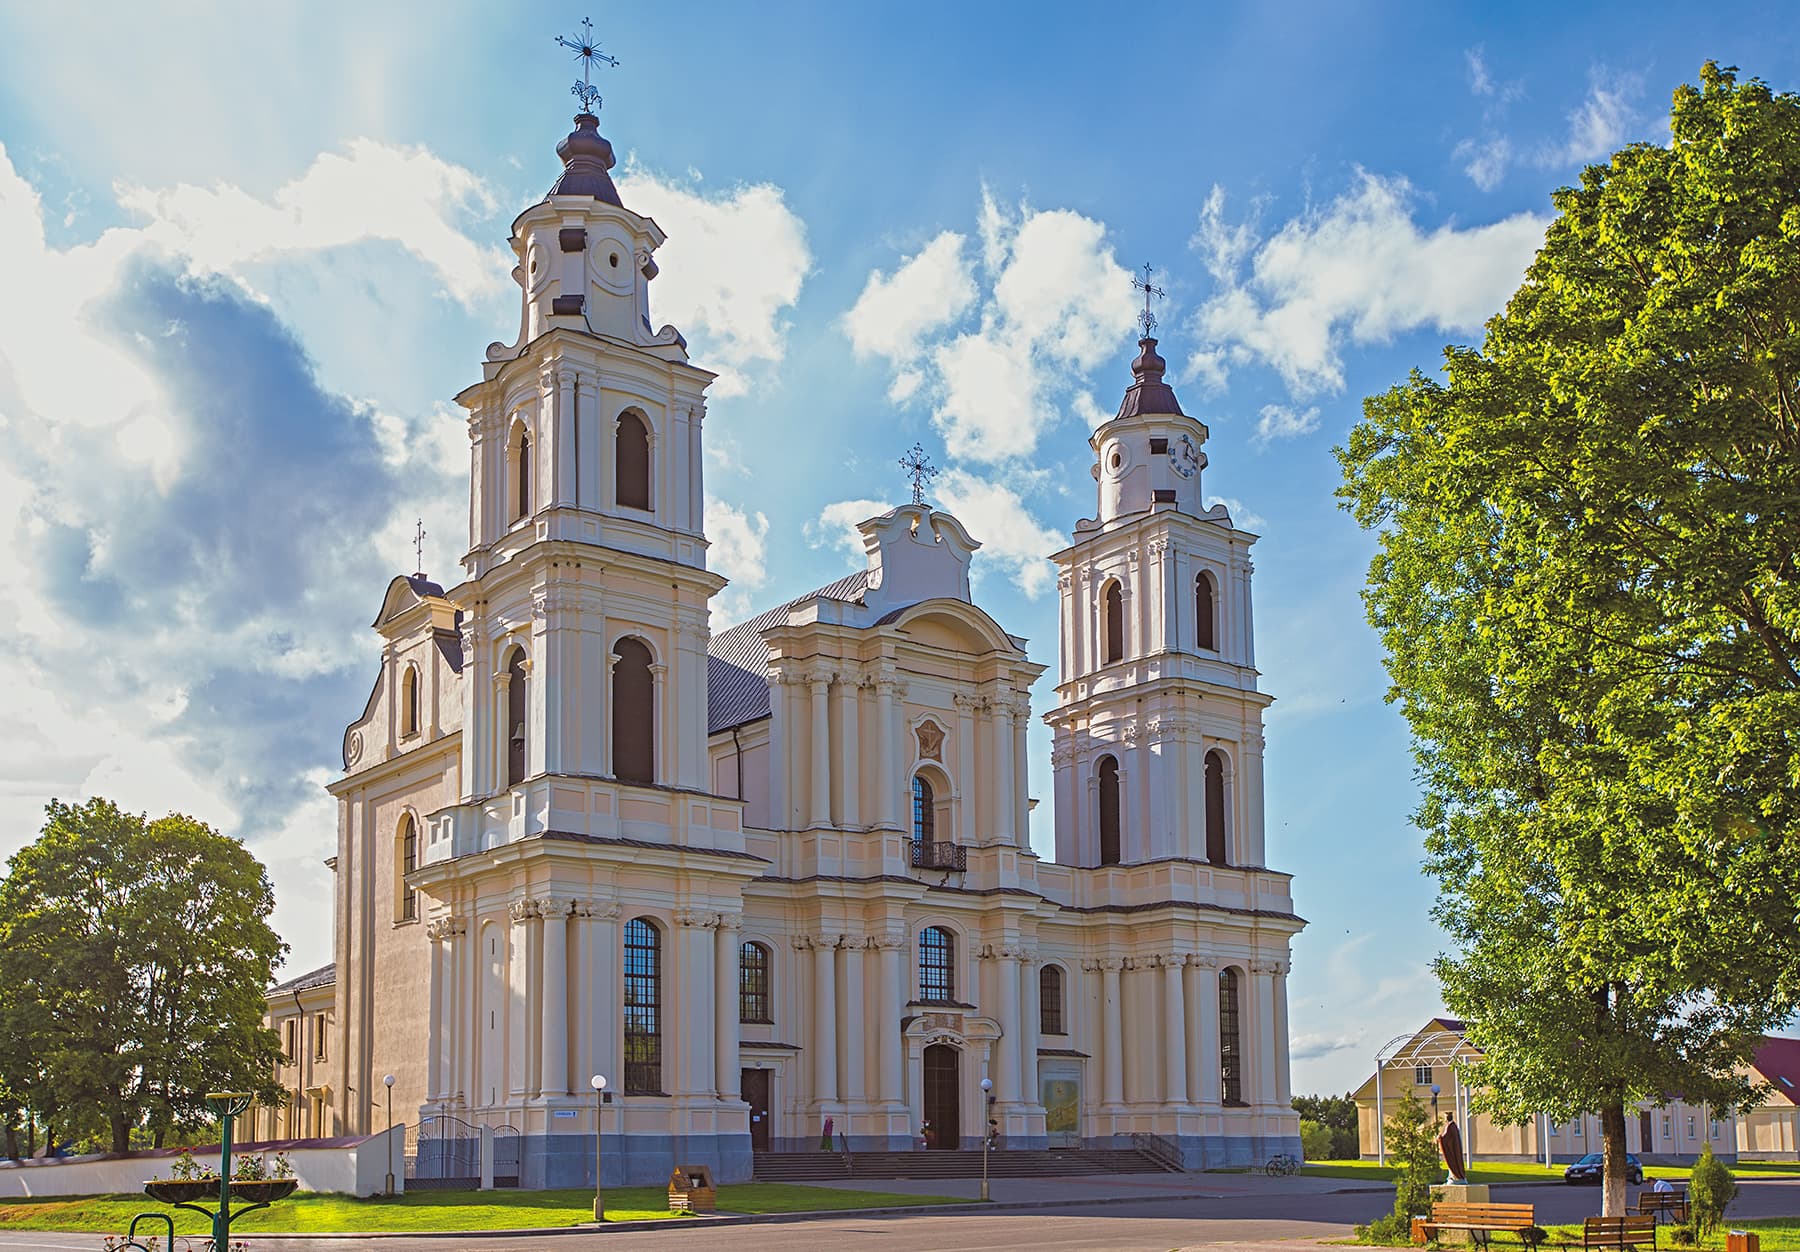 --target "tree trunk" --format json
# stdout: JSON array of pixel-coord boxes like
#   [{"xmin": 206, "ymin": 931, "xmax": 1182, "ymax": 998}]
[
  {"xmin": 110, "ymin": 1108, "xmax": 130, "ymax": 1155},
  {"xmin": 4, "ymin": 1121, "xmax": 16, "ymax": 1161},
  {"xmin": 1601, "ymin": 1100, "xmax": 1630, "ymax": 1217}
]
